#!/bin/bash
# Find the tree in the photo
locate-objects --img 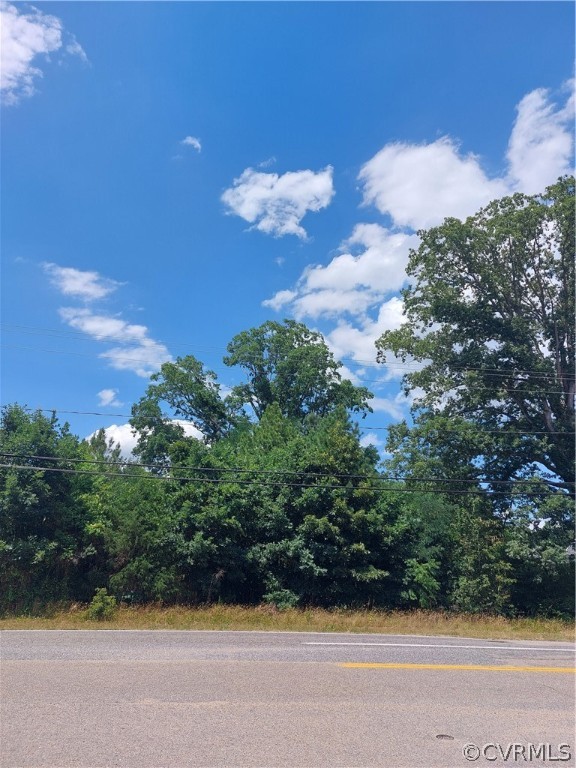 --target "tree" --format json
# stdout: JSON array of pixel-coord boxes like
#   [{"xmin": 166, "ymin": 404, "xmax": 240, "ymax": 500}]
[
  {"xmin": 376, "ymin": 177, "xmax": 575, "ymax": 498},
  {"xmin": 224, "ymin": 319, "xmax": 373, "ymax": 421},
  {"xmin": 0, "ymin": 405, "xmax": 93, "ymax": 608},
  {"xmin": 131, "ymin": 355, "xmax": 240, "ymax": 462}
]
